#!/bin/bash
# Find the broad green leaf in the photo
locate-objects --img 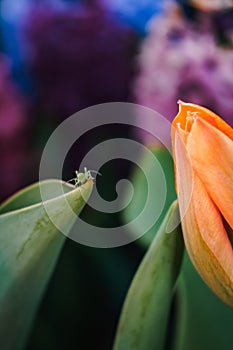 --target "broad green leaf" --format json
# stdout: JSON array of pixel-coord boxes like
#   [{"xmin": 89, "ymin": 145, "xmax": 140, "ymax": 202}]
[
  {"xmin": 114, "ymin": 200, "xmax": 184, "ymax": 350},
  {"xmin": 0, "ymin": 179, "xmax": 93, "ymax": 350},
  {"xmin": 172, "ymin": 253, "xmax": 233, "ymax": 350},
  {"xmin": 123, "ymin": 145, "xmax": 176, "ymax": 248}
]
